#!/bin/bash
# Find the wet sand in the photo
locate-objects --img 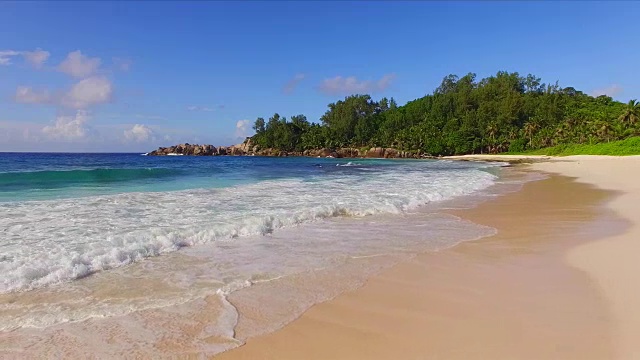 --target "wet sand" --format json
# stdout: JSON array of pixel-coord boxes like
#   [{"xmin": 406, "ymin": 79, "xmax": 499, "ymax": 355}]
[
  {"xmin": 219, "ymin": 173, "xmax": 624, "ymax": 359},
  {"xmin": 3, "ymin": 157, "xmax": 636, "ymax": 359}
]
